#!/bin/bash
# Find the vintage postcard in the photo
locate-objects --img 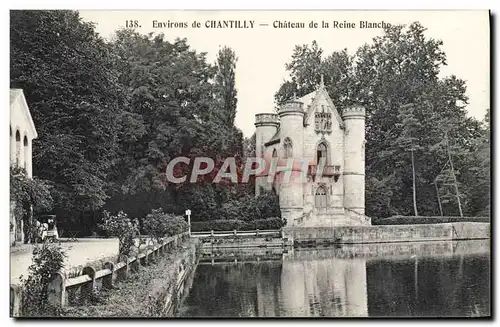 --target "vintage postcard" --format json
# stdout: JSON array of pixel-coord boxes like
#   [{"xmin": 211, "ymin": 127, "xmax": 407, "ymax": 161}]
[{"xmin": 9, "ymin": 10, "xmax": 490, "ymax": 318}]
